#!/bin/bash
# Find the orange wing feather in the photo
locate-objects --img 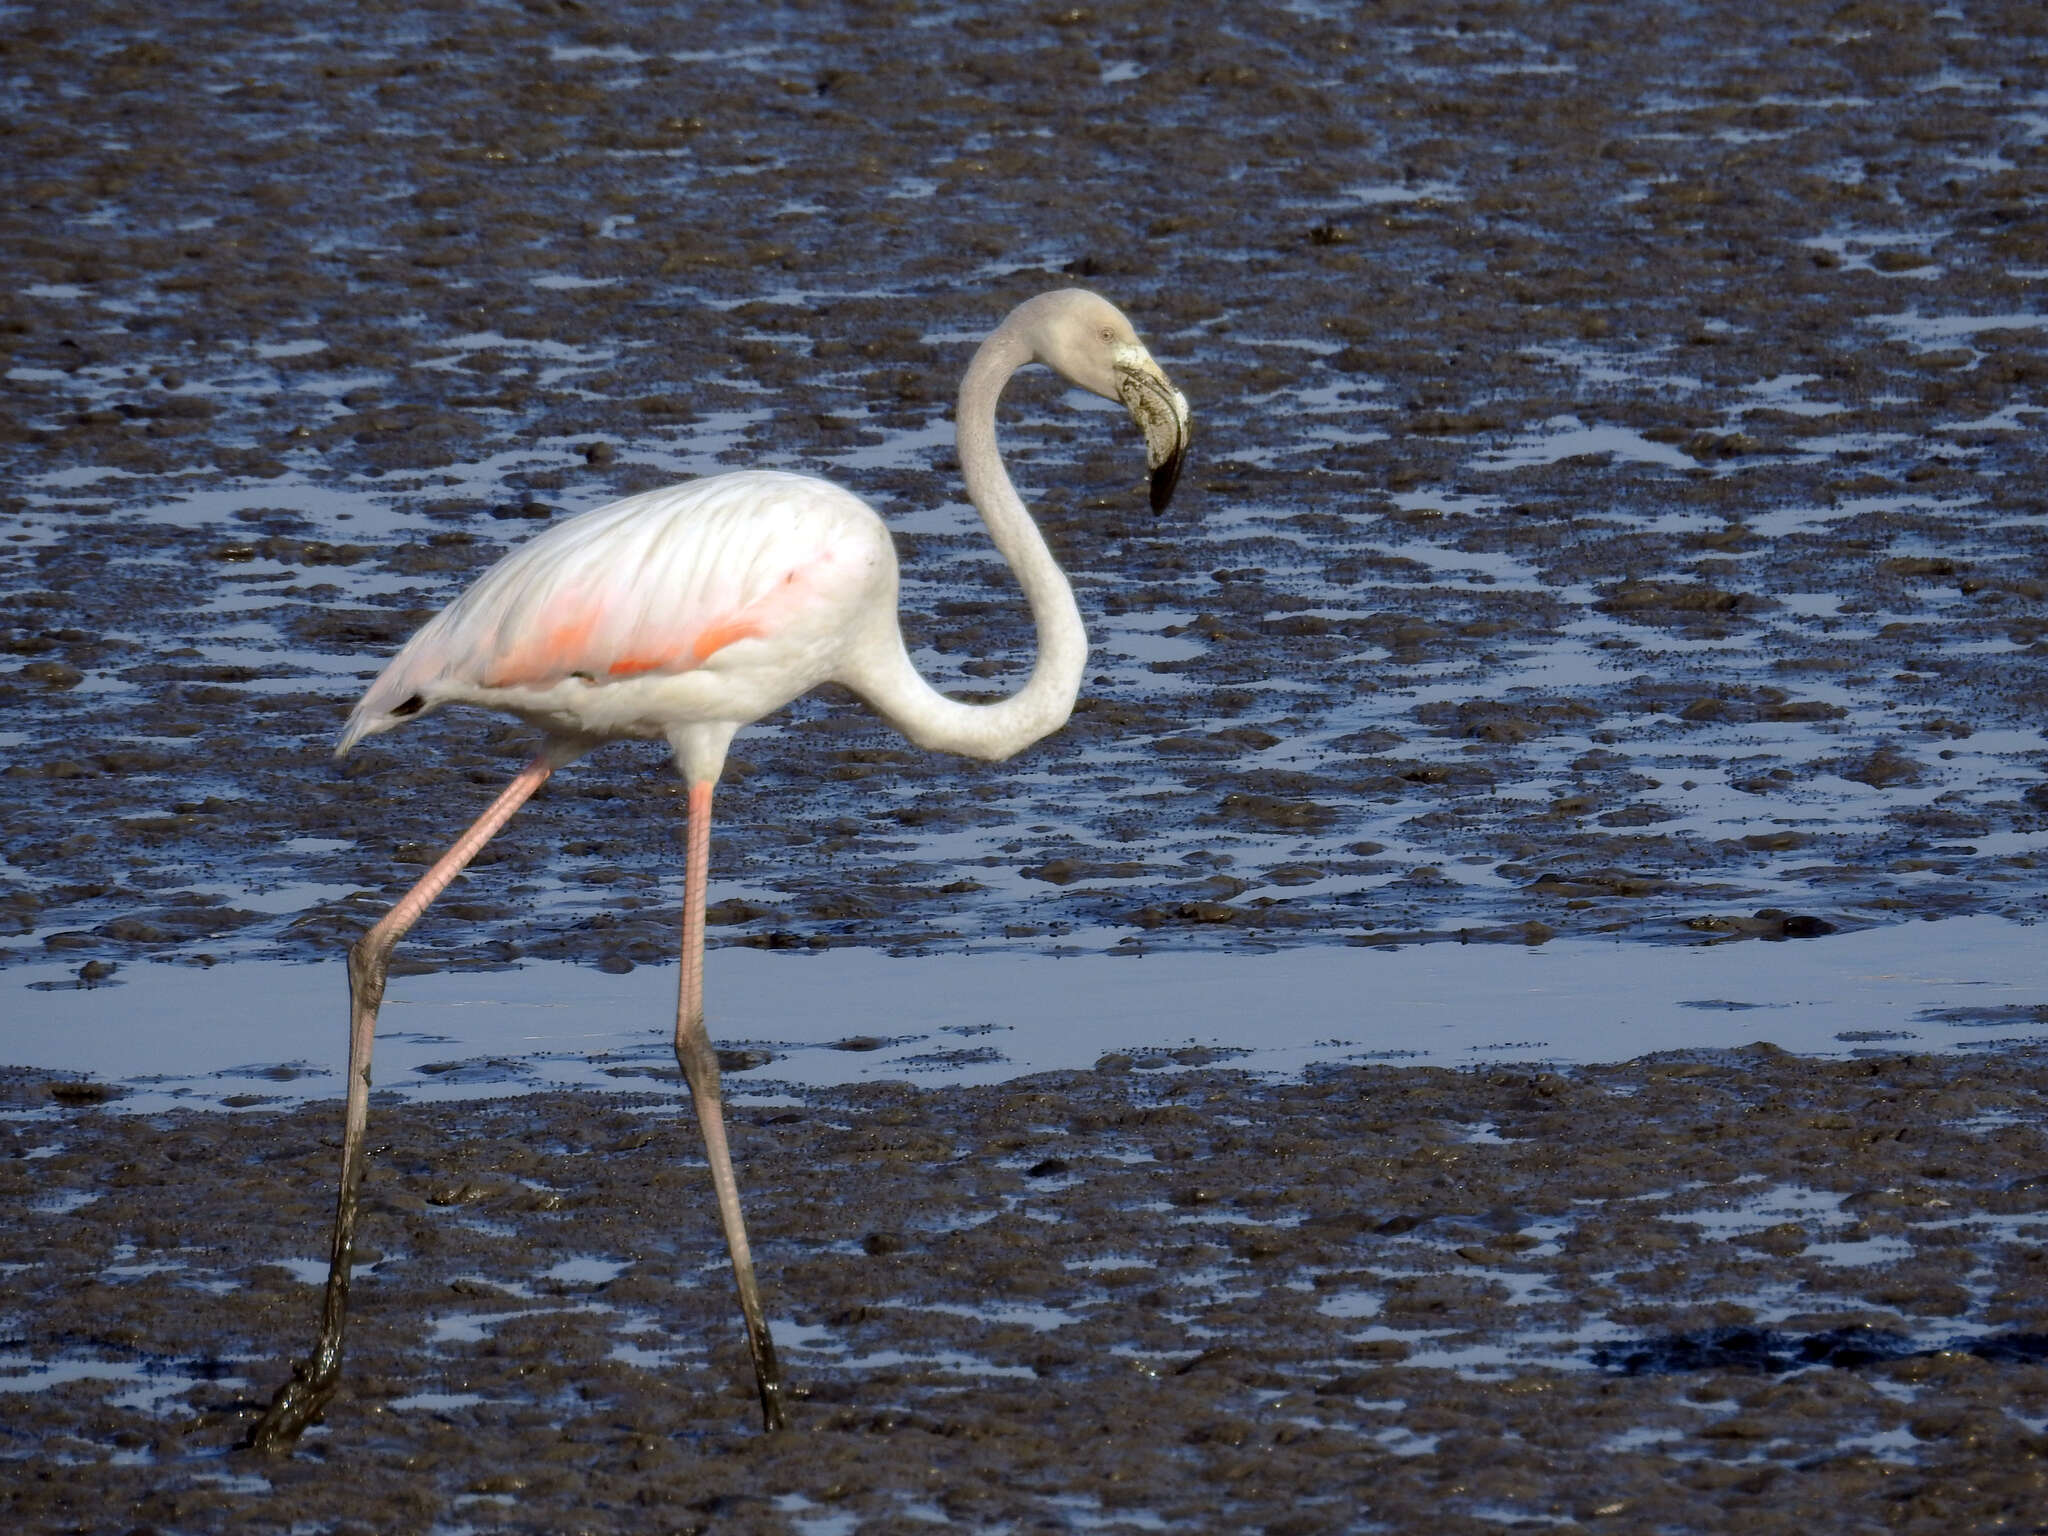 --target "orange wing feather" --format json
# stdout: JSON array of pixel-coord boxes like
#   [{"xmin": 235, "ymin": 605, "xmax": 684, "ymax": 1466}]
[
  {"xmin": 483, "ymin": 594, "xmax": 774, "ymax": 689},
  {"xmin": 688, "ymin": 616, "xmax": 764, "ymax": 663}
]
